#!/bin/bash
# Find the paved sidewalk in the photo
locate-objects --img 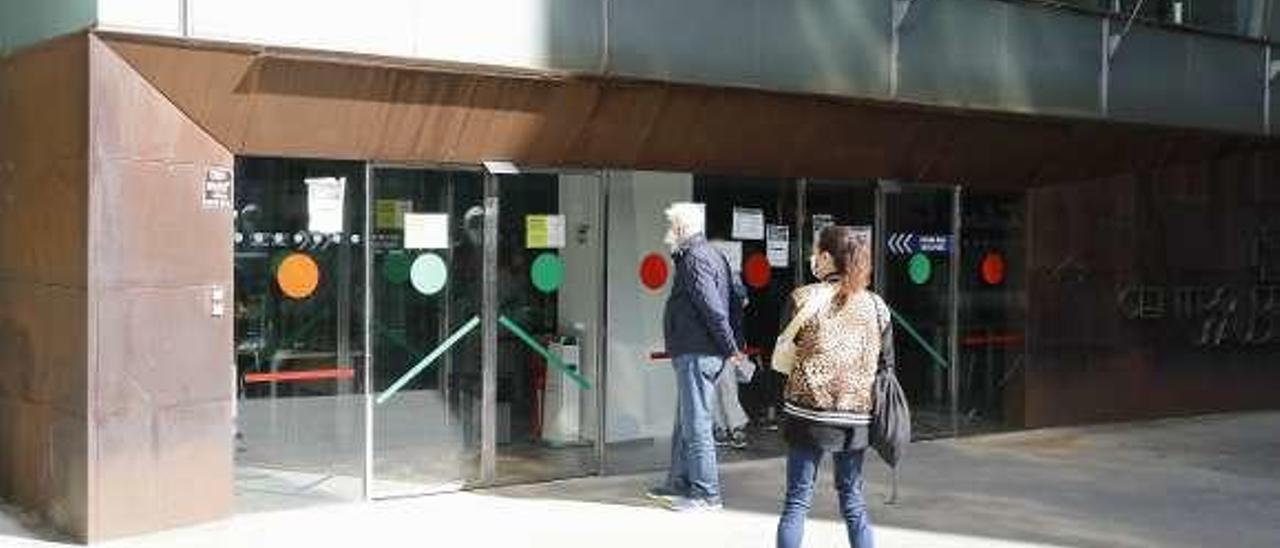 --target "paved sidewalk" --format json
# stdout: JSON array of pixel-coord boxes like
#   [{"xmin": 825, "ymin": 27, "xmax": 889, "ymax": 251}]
[{"xmin": 2, "ymin": 412, "xmax": 1277, "ymax": 547}]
